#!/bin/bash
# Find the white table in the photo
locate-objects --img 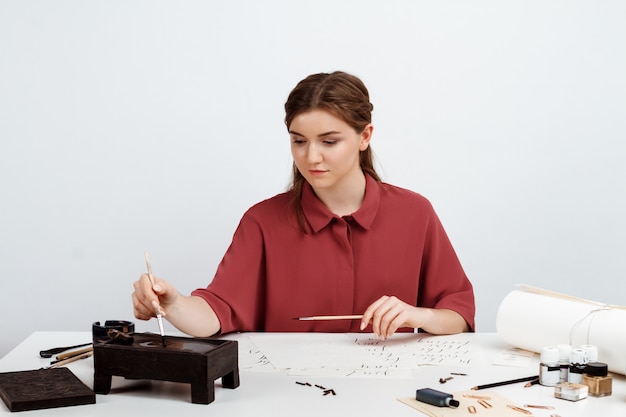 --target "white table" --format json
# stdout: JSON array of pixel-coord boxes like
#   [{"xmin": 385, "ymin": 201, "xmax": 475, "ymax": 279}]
[{"xmin": 1, "ymin": 332, "xmax": 624, "ymax": 416}]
